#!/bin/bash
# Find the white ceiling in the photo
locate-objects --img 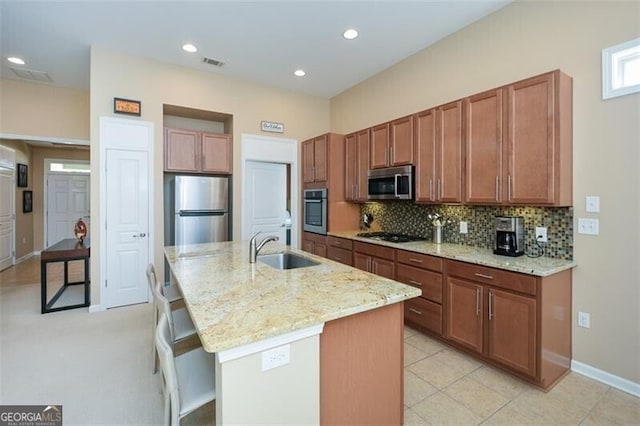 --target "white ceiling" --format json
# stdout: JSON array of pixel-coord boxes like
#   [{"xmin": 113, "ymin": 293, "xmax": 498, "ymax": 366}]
[{"xmin": 0, "ymin": 1, "xmax": 511, "ymax": 99}]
